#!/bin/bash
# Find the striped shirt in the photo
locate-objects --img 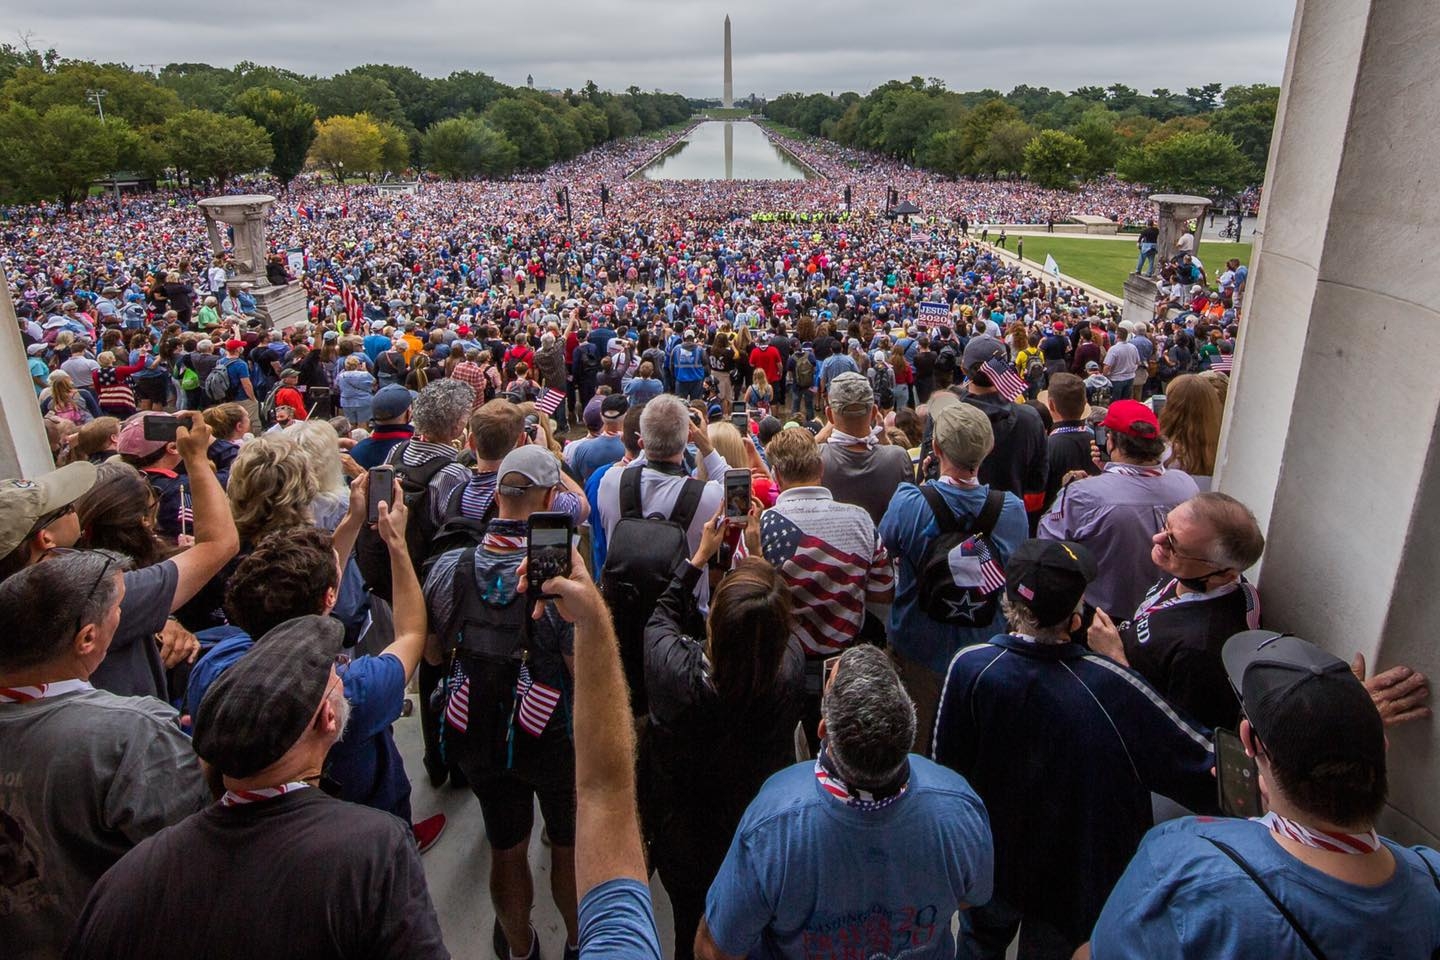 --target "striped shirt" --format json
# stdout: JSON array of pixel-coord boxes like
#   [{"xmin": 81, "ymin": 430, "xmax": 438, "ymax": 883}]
[{"xmin": 758, "ymin": 486, "xmax": 893, "ymax": 656}]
